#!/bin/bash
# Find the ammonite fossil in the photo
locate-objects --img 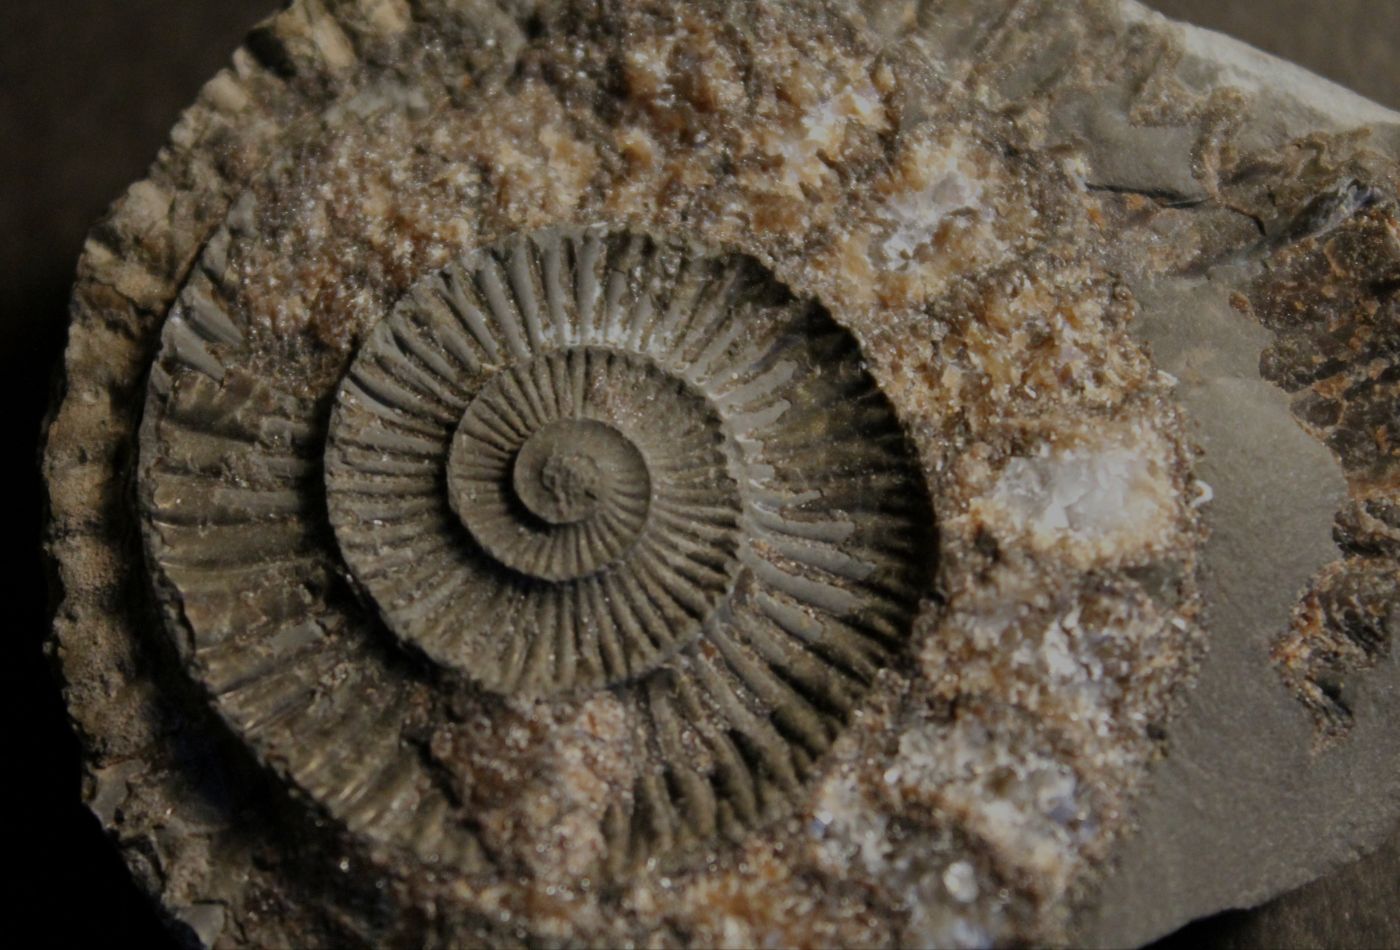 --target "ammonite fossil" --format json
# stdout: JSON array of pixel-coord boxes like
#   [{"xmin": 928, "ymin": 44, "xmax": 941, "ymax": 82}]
[
  {"xmin": 141, "ymin": 223, "xmax": 931, "ymax": 872},
  {"xmin": 43, "ymin": 0, "xmax": 1400, "ymax": 947}
]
